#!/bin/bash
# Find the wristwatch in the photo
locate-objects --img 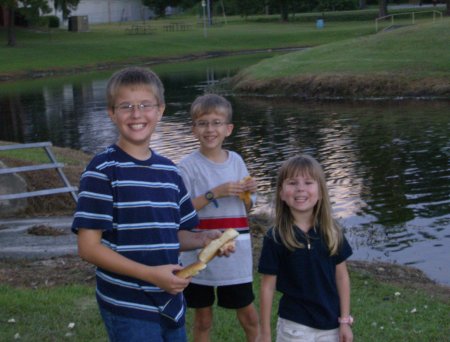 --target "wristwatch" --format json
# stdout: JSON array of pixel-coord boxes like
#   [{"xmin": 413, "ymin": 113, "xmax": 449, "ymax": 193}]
[
  {"xmin": 338, "ymin": 315, "xmax": 354, "ymax": 326},
  {"xmin": 205, "ymin": 191, "xmax": 218, "ymax": 208}
]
